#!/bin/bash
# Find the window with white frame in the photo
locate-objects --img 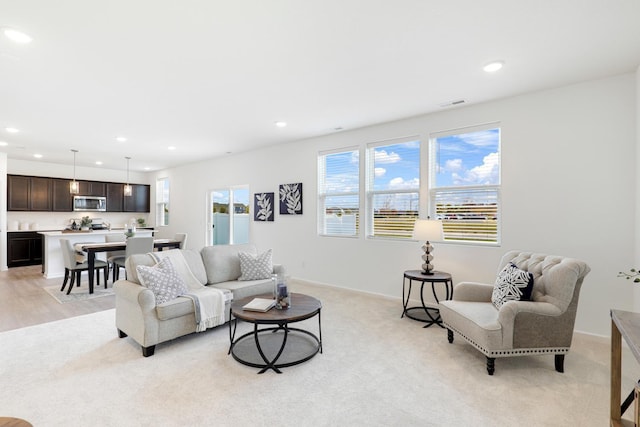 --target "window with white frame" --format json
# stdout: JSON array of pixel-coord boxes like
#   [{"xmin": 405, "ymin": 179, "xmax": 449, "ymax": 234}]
[
  {"xmin": 429, "ymin": 124, "xmax": 501, "ymax": 244},
  {"xmin": 155, "ymin": 177, "xmax": 170, "ymax": 226},
  {"xmin": 366, "ymin": 137, "xmax": 420, "ymax": 239},
  {"xmin": 317, "ymin": 148, "xmax": 360, "ymax": 236}
]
